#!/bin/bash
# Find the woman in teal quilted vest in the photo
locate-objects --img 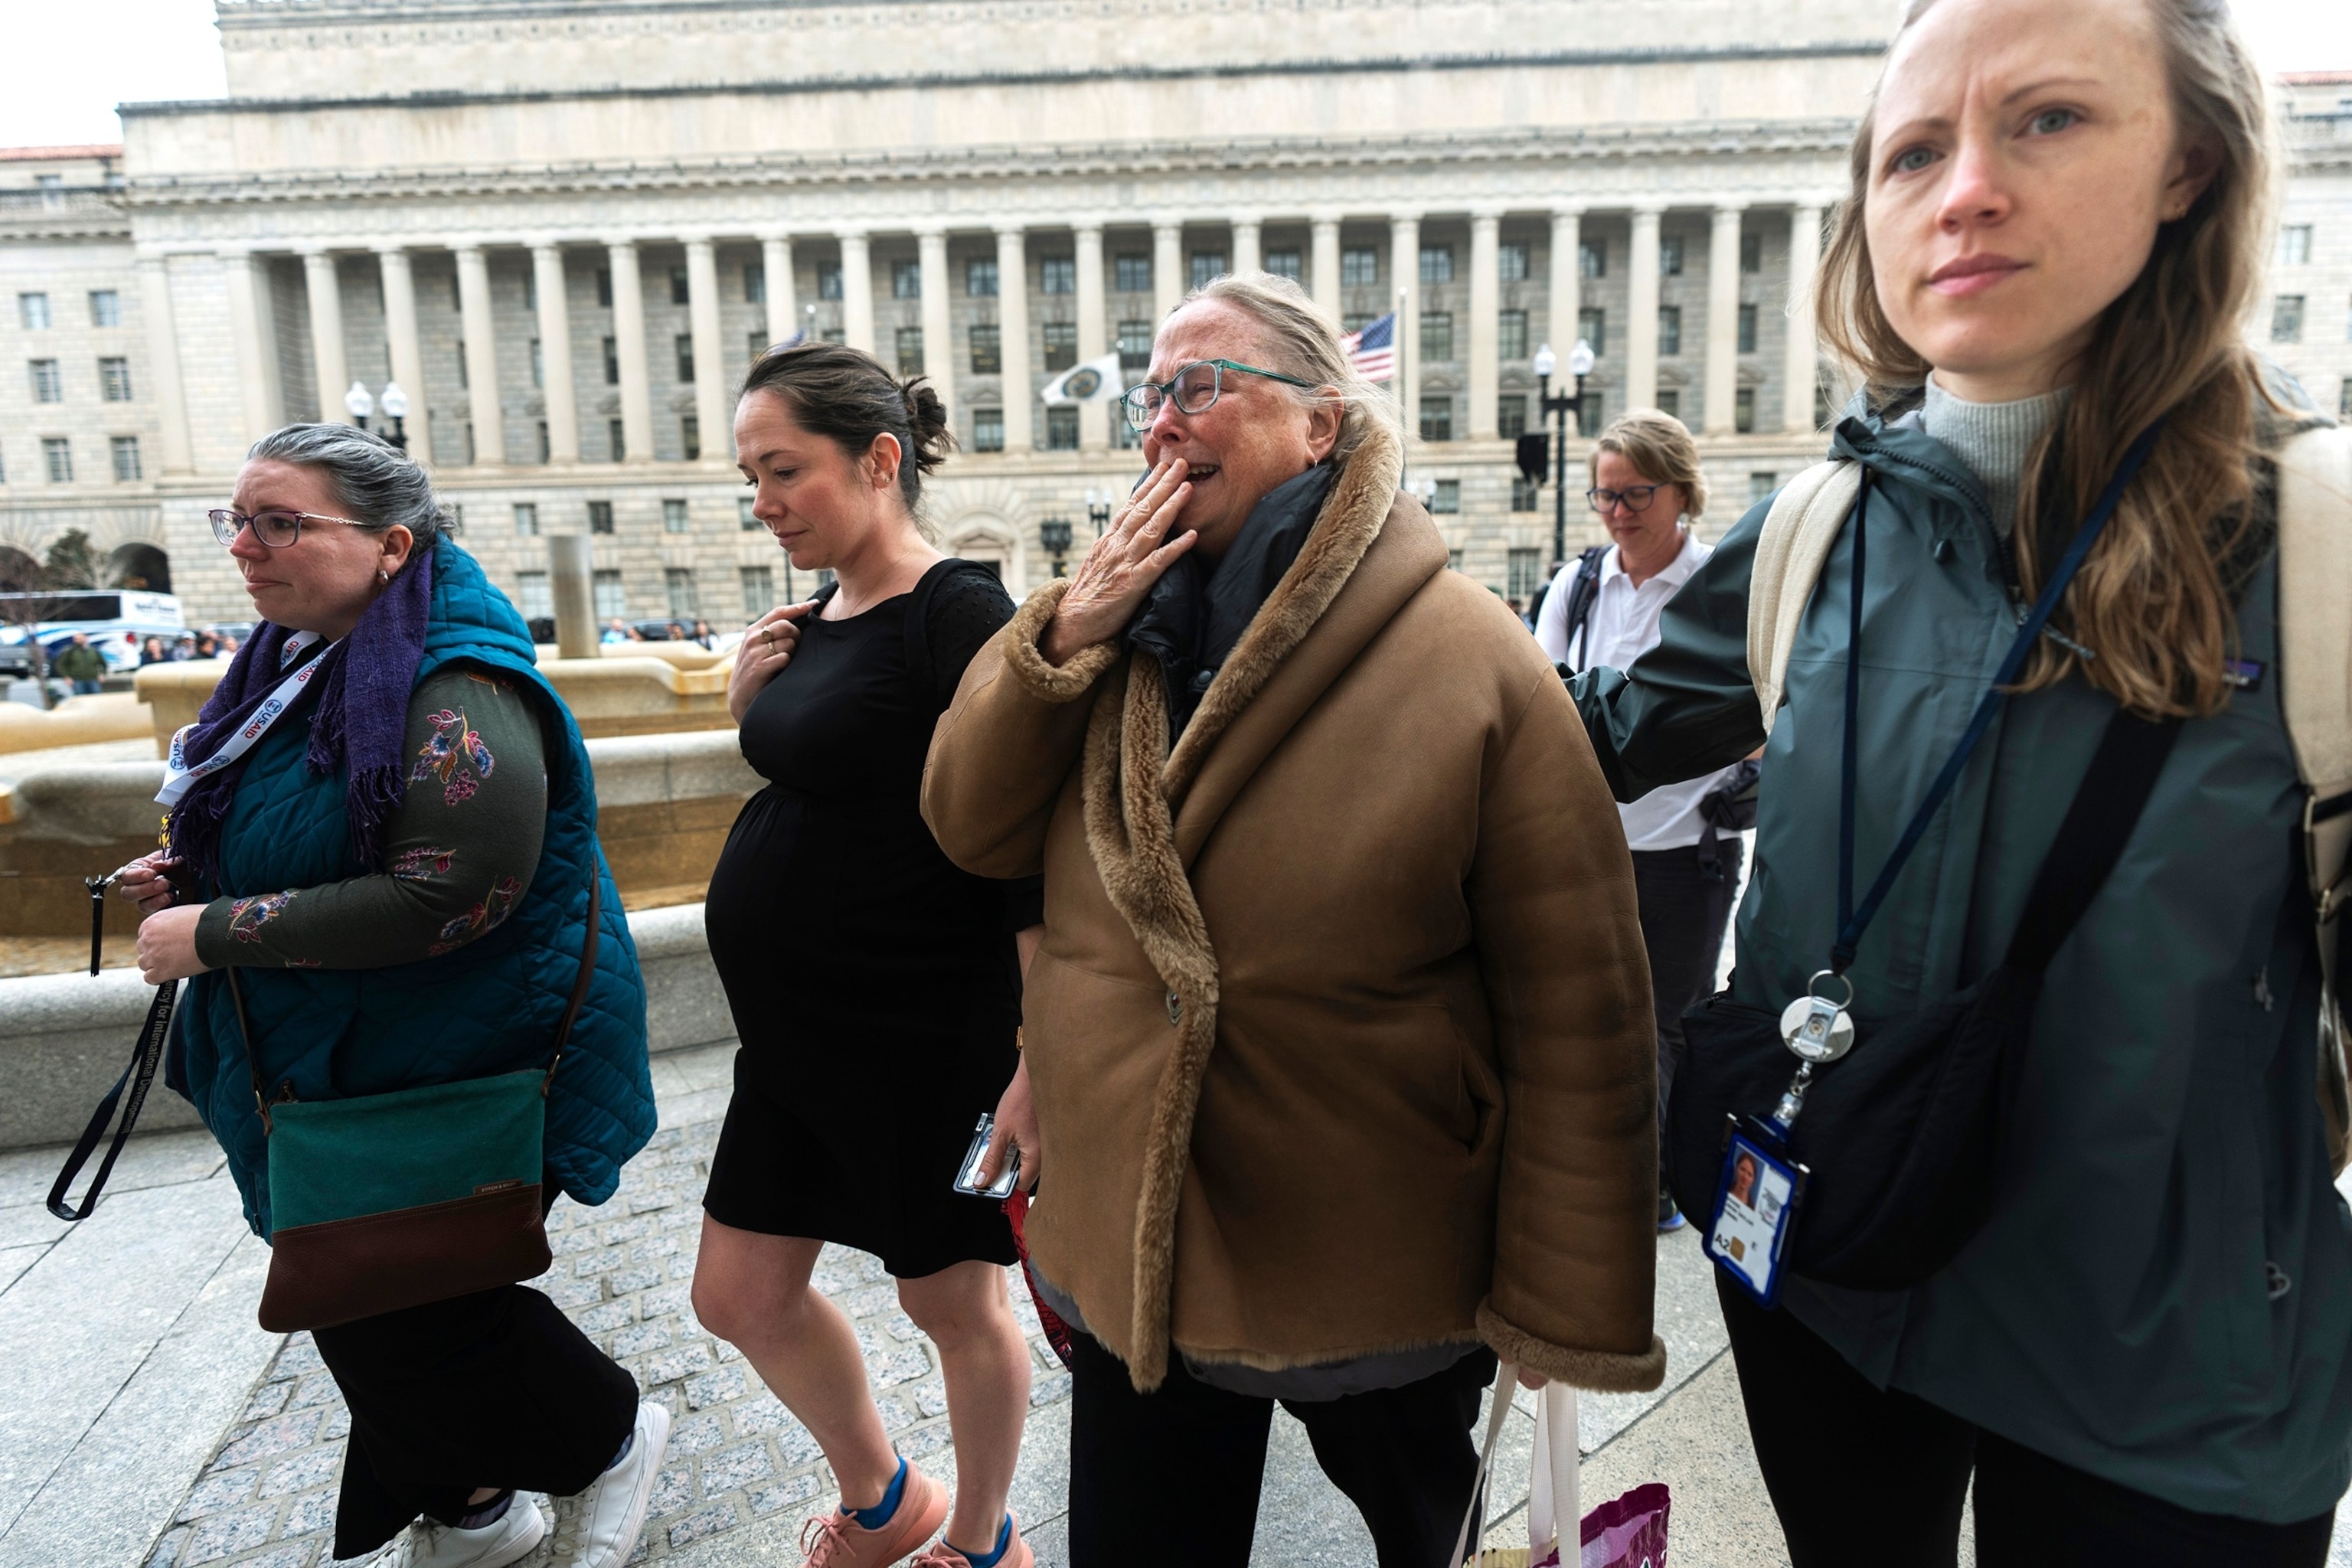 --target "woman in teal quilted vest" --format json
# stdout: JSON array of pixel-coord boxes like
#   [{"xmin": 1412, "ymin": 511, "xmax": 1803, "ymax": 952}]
[{"xmin": 118, "ymin": 424, "xmax": 664, "ymax": 1568}]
